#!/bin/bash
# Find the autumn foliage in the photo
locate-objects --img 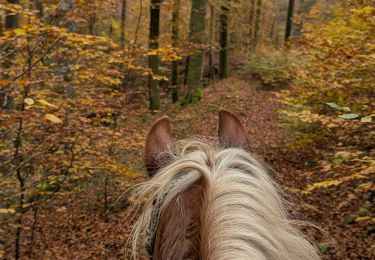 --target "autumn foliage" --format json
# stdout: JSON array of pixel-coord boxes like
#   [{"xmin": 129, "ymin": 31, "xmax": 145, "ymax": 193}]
[{"xmin": 0, "ymin": 0, "xmax": 374, "ymax": 259}]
